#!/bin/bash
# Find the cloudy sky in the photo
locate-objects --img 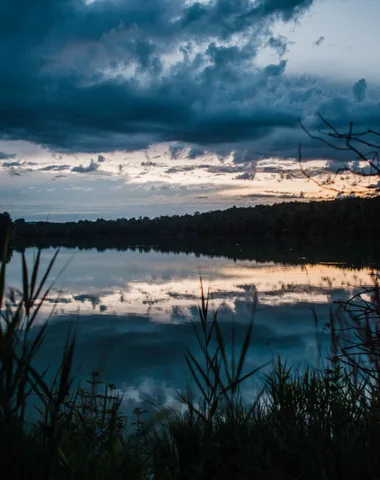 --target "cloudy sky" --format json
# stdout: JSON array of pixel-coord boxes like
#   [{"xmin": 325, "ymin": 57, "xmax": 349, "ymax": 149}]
[{"xmin": 1, "ymin": 0, "xmax": 379, "ymax": 221}]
